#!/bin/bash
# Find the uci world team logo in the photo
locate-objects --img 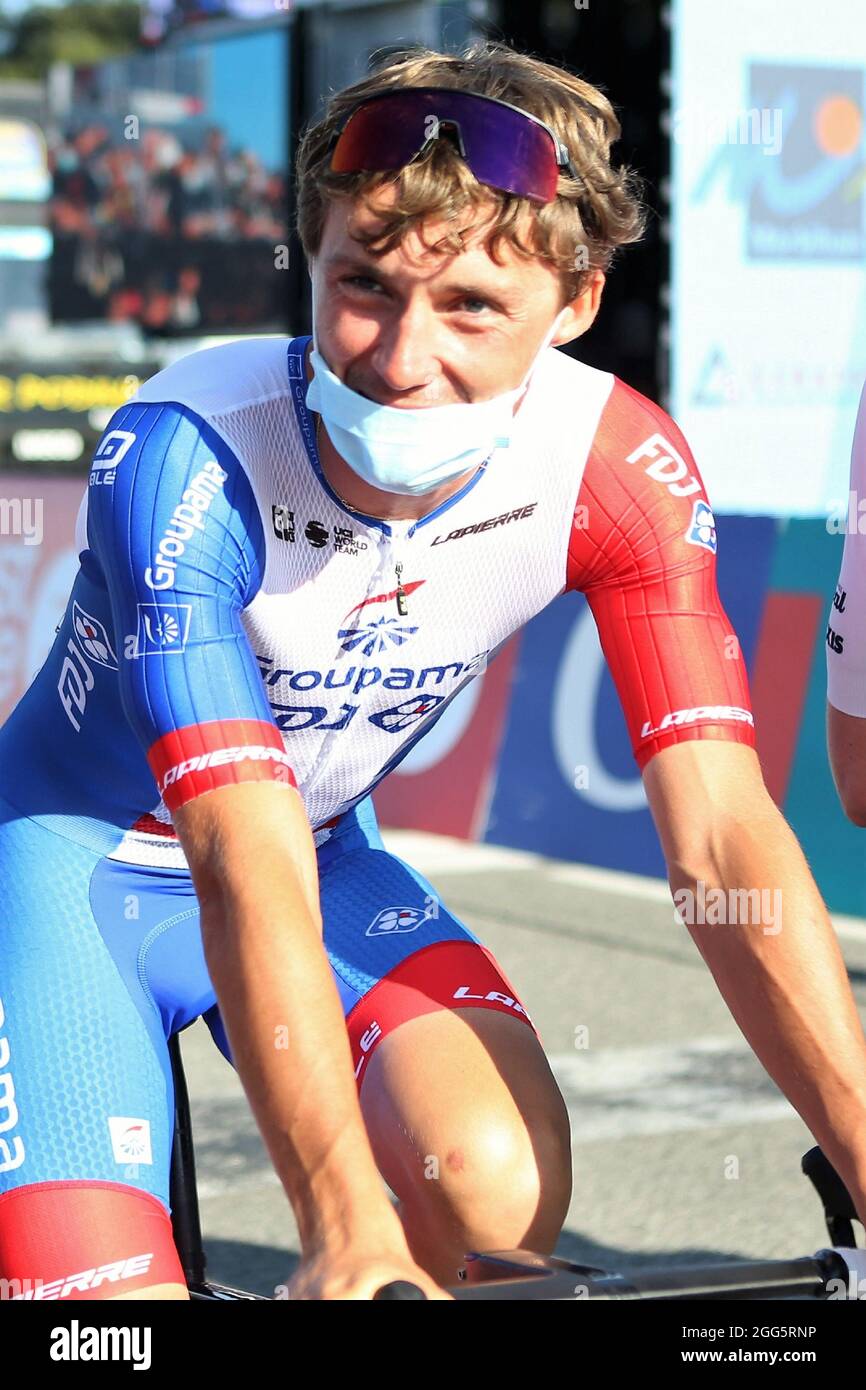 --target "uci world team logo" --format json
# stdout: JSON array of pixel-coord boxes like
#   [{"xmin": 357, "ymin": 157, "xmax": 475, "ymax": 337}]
[
  {"xmin": 747, "ymin": 64, "xmax": 865, "ymax": 260},
  {"xmin": 685, "ymin": 499, "xmax": 717, "ymax": 554},
  {"xmin": 132, "ymin": 603, "xmax": 192, "ymax": 656},
  {"xmin": 338, "ymin": 615, "xmax": 419, "ymax": 657},
  {"xmin": 369, "ymin": 694, "xmax": 445, "ymax": 733}
]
